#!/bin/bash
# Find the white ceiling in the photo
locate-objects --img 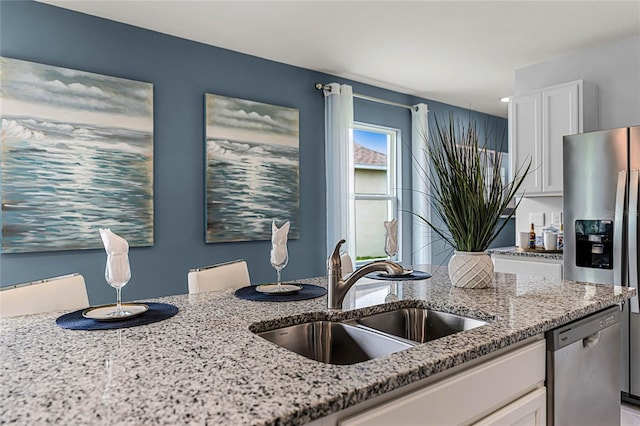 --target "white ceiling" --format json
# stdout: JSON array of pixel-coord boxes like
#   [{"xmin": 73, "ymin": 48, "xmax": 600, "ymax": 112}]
[{"xmin": 39, "ymin": 1, "xmax": 640, "ymax": 117}]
